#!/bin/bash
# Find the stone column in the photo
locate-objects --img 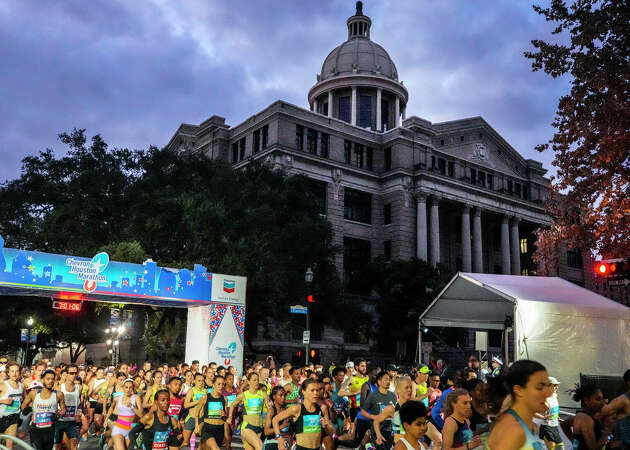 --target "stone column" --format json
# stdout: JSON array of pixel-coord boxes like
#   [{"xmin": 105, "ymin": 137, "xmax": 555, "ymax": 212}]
[
  {"xmin": 327, "ymin": 91, "xmax": 333, "ymax": 118},
  {"xmin": 313, "ymin": 99, "xmax": 318, "ymax": 113},
  {"xmin": 376, "ymin": 88, "xmax": 382, "ymax": 131},
  {"xmin": 429, "ymin": 196, "xmax": 440, "ymax": 267},
  {"xmin": 351, "ymin": 86, "xmax": 357, "ymax": 126},
  {"xmin": 472, "ymin": 207, "xmax": 483, "ymax": 273},
  {"xmin": 417, "ymin": 194, "xmax": 428, "ymax": 261},
  {"xmin": 395, "ymin": 96, "xmax": 400, "ymax": 128},
  {"xmin": 501, "ymin": 216, "xmax": 511, "ymax": 274},
  {"xmin": 402, "ymin": 106, "xmax": 406, "ymax": 120},
  {"xmin": 461, "ymin": 205, "xmax": 472, "ymax": 272},
  {"xmin": 510, "ymin": 217, "xmax": 521, "ymax": 275}
]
